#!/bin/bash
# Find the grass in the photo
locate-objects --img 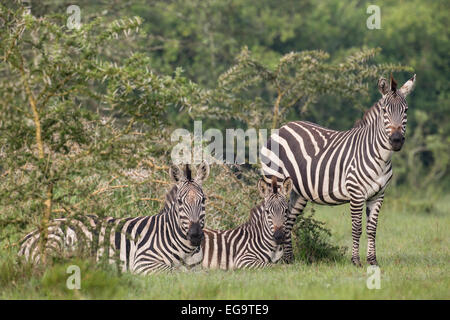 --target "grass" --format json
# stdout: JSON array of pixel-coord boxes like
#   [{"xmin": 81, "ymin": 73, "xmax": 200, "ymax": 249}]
[{"xmin": 0, "ymin": 192, "xmax": 448, "ymax": 300}]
